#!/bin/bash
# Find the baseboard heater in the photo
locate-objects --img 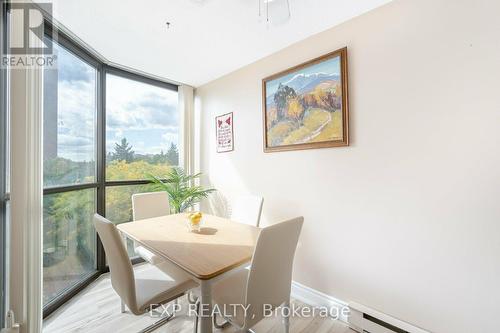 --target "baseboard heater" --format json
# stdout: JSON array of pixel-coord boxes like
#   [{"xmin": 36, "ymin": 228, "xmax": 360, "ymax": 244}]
[{"xmin": 349, "ymin": 302, "xmax": 430, "ymax": 333}]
